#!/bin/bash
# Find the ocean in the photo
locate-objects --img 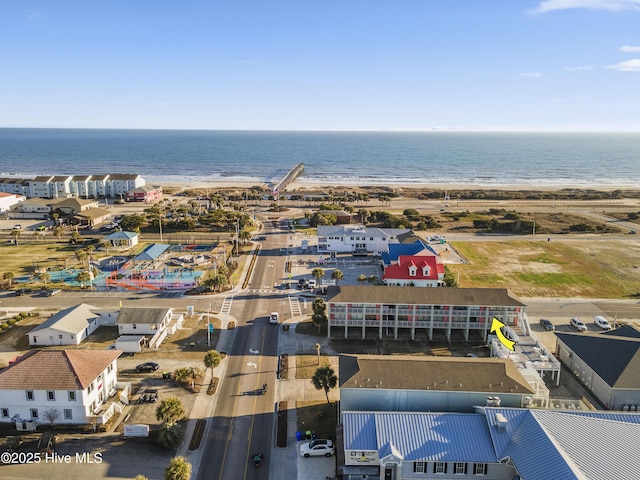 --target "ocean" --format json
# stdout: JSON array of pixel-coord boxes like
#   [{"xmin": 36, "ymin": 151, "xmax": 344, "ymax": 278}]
[{"xmin": 0, "ymin": 128, "xmax": 639, "ymax": 188}]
